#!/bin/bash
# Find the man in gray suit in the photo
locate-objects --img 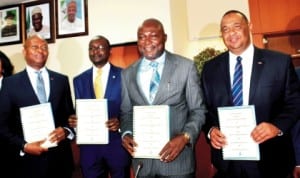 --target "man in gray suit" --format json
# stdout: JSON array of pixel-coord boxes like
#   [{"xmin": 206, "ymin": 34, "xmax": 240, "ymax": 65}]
[{"xmin": 120, "ymin": 18, "xmax": 206, "ymax": 178}]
